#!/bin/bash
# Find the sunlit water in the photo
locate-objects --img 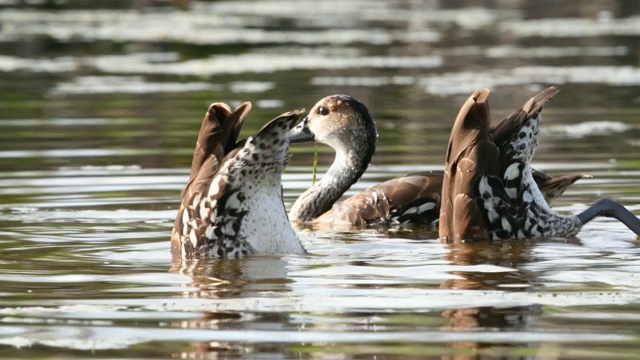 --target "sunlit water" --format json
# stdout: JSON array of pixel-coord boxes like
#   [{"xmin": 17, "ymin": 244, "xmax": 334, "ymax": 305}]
[{"xmin": 1, "ymin": 1, "xmax": 640, "ymax": 359}]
